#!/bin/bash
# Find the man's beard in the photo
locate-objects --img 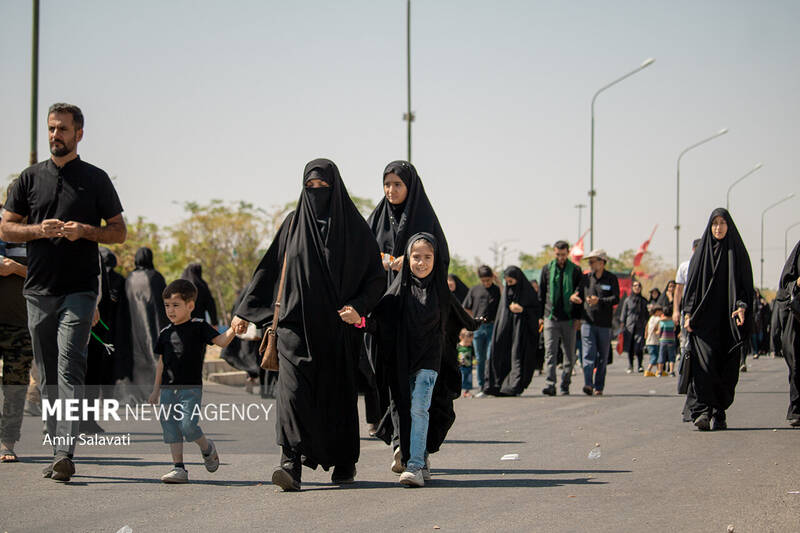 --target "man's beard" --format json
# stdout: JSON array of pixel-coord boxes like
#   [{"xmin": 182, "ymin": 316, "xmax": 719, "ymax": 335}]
[{"xmin": 50, "ymin": 140, "xmax": 72, "ymax": 157}]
